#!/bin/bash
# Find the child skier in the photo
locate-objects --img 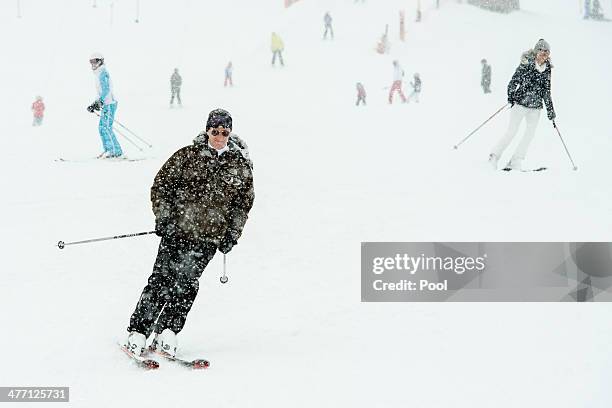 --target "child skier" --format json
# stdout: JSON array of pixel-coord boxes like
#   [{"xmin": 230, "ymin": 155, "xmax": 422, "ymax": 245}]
[
  {"xmin": 356, "ymin": 83, "xmax": 366, "ymax": 106},
  {"xmin": 31, "ymin": 96, "xmax": 45, "ymax": 126},
  {"xmin": 388, "ymin": 60, "xmax": 407, "ymax": 104},
  {"xmin": 406, "ymin": 73, "xmax": 421, "ymax": 103},
  {"xmin": 224, "ymin": 61, "xmax": 233, "ymax": 87}
]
